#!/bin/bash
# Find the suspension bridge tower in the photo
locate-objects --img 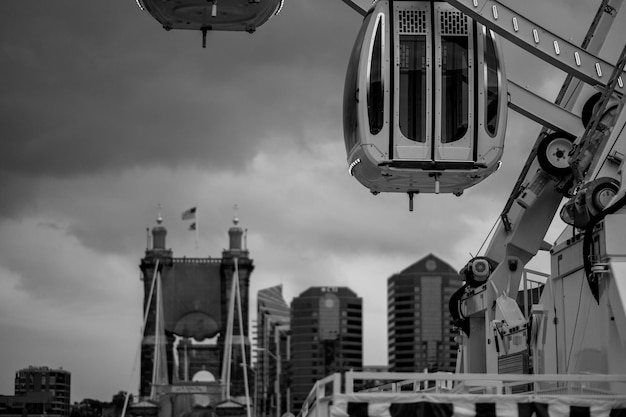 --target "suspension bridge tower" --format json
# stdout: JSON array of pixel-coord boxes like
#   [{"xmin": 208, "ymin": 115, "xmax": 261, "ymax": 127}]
[{"xmin": 137, "ymin": 214, "xmax": 254, "ymax": 416}]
